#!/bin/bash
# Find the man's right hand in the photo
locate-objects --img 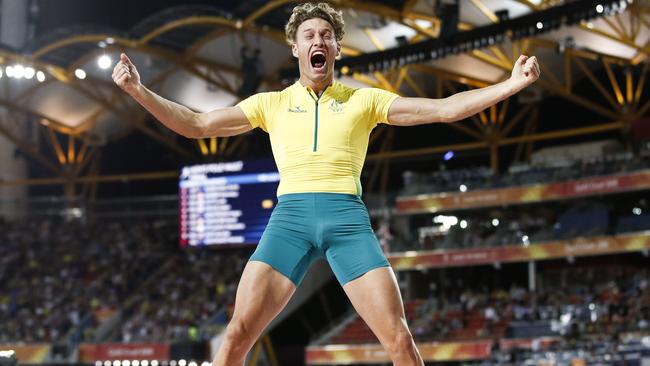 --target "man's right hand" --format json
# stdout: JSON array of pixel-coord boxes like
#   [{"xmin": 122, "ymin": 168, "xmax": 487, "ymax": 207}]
[
  {"xmin": 112, "ymin": 53, "xmax": 142, "ymax": 96},
  {"xmin": 109, "ymin": 52, "xmax": 252, "ymax": 138}
]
